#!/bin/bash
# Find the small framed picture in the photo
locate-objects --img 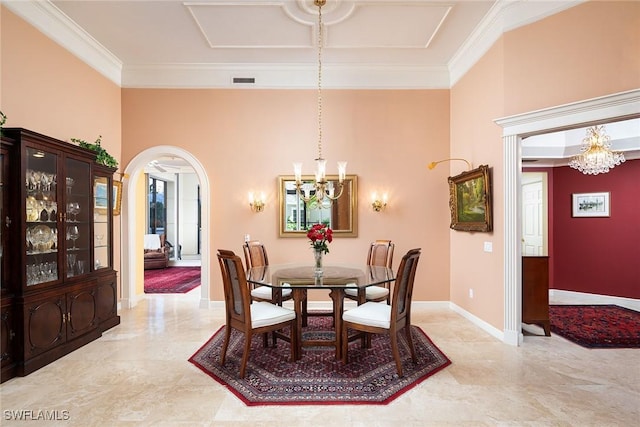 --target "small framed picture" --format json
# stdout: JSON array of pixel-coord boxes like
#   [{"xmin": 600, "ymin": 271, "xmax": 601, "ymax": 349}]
[{"xmin": 572, "ymin": 192, "xmax": 610, "ymax": 217}]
